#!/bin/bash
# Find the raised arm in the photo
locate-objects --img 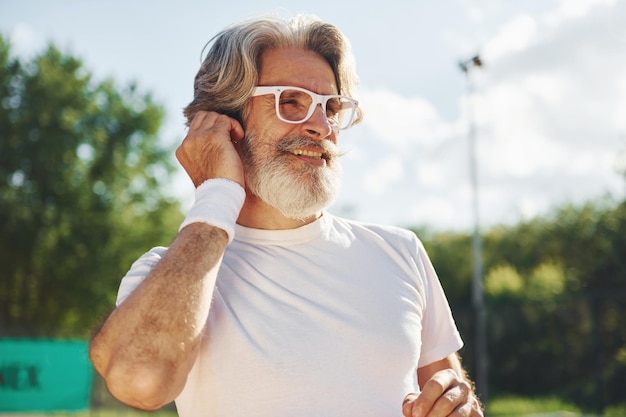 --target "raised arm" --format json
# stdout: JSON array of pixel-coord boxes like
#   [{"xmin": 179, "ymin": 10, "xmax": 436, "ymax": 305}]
[
  {"xmin": 90, "ymin": 224, "xmax": 229, "ymax": 409},
  {"xmin": 89, "ymin": 112, "xmax": 245, "ymax": 410}
]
